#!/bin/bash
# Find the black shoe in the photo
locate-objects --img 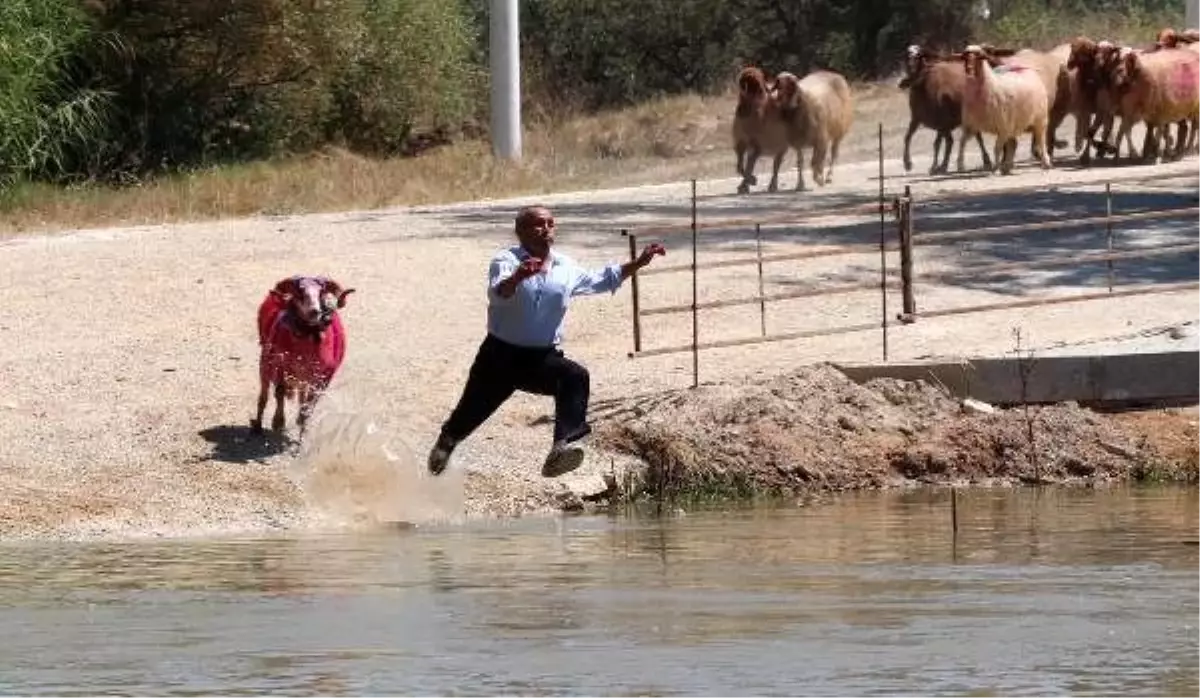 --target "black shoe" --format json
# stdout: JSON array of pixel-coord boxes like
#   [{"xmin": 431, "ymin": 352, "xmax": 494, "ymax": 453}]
[
  {"xmin": 427, "ymin": 433, "xmax": 458, "ymax": 475},
  {"xmin": 542, "ymin": 440, "xmax": 586, "ymax": 478}
]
